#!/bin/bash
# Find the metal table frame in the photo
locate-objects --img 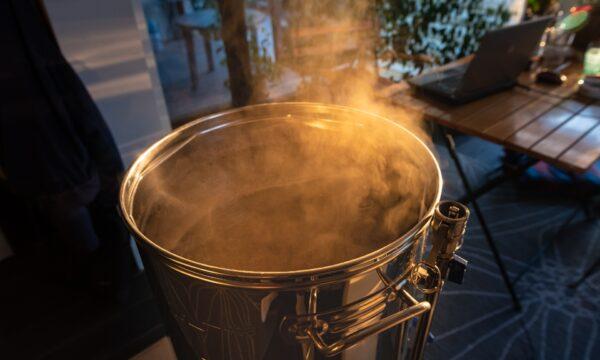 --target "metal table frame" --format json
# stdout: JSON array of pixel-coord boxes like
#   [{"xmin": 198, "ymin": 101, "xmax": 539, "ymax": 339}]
[
  {"xmin": 435, "ymin": 120, "xmax": 599, "ymax": 310},
  {"xmin": 436, "ymin": 124, "xmax": 522, "ymax": 310}
]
